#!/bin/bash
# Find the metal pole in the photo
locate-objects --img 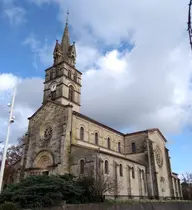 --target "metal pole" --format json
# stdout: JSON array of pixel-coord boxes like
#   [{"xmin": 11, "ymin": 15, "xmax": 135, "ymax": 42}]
[
  {"xmin": 0, "ymin": 86, "xmax": 16, "ymax": 193},
  {"xmin": 147, "ymin": 138, "xmax": 154, "ymax": 197}
]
